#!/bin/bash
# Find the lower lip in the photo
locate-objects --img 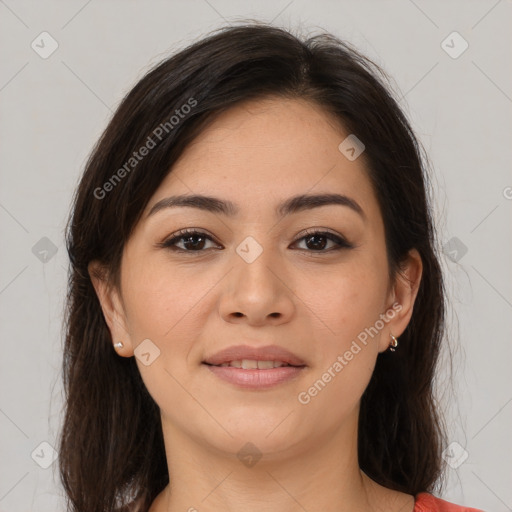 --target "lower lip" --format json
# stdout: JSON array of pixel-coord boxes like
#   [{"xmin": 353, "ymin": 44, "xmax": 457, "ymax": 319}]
[{"xmin": 203, "ymin": 364, "xmax": 306, "ymax": 389}]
